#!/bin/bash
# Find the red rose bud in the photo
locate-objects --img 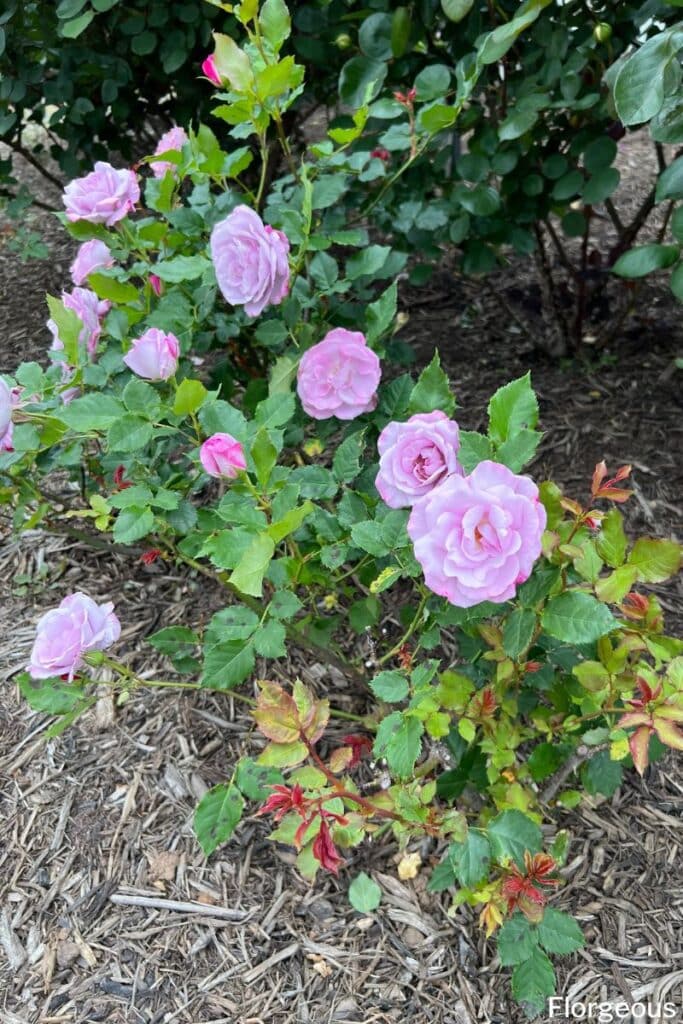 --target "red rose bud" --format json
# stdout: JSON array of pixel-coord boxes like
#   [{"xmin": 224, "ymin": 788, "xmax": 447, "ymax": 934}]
[
  {"xmin": 371, "ymin": 148, "xmax": 391, "ymax": 162},
  {"xmin": 524, "ymin": 661, "xmax": 542, "ymax": 673},
  {"xmin": 113, "ymin": 465, "xmax": 132, "ymax": 490},
  {"xmin": 149, "ymin": 273, "xmax": 163, "ymax": 297}
]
